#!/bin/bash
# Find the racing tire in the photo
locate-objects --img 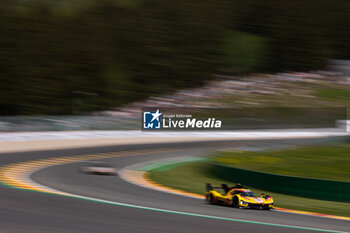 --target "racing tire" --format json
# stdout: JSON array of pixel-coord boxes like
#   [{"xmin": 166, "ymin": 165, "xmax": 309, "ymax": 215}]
[
  {"xmin": 209, "ymin": 194, "xmax": 216, "ymax": 205},
  {"xmin": 263, "ymin": 206, "xmax": 271, "ymax": 210},
  {"xmin": 232, "ymin": 197, "xmax": 239, "ymax": 208}
]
